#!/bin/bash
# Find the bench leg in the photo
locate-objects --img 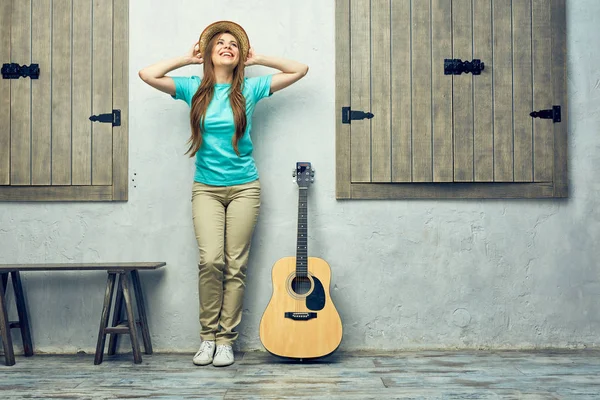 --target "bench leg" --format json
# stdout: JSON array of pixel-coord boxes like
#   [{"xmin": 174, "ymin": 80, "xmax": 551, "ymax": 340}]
[
  {"xmin": 131, "ymin": 270, "xmax": 153, "ymax": 354},
  {"xmin": 120, "ymin": 272, "xmax": 142, "ymax": 364},
  {"xmin": 0, "ymin": 273, "xmax": 15, "ymax": 366},
  {"xmin": 11, "ymin": 272, "xmax": 33, "ymax": 356},
  {"xmin": 107, "ymin": 275, "xmax": 124, "ymax": 356},
  {"xmin": 94, "ymin": 272, "xmax": 117, "ymax": 365}
]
